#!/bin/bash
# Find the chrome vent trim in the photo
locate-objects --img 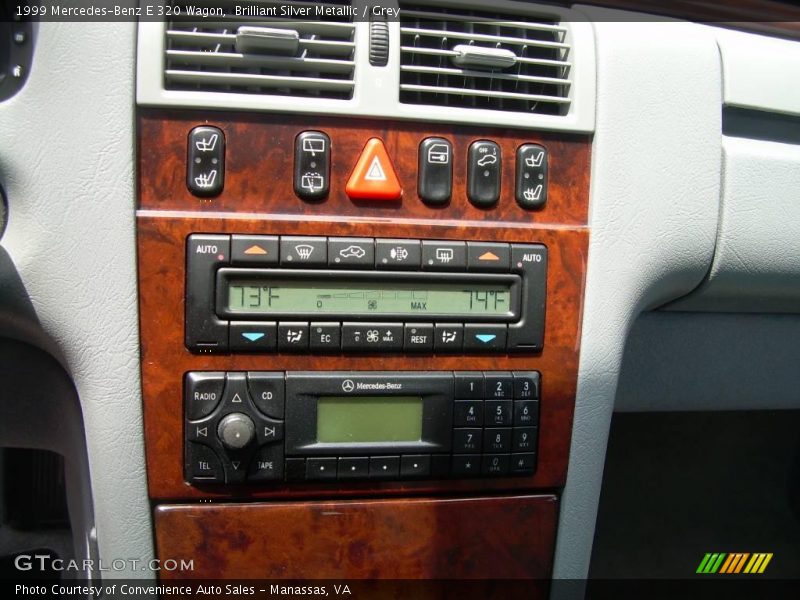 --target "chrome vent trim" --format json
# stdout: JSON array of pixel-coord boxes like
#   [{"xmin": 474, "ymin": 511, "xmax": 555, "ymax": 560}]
[
  {"xmin": 399, "ymin": 3, "xmax": 572, "ymax": 114},
  {"xmin": 164, "ymin": 0, "xmax": 356, "ymax": 100}
]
